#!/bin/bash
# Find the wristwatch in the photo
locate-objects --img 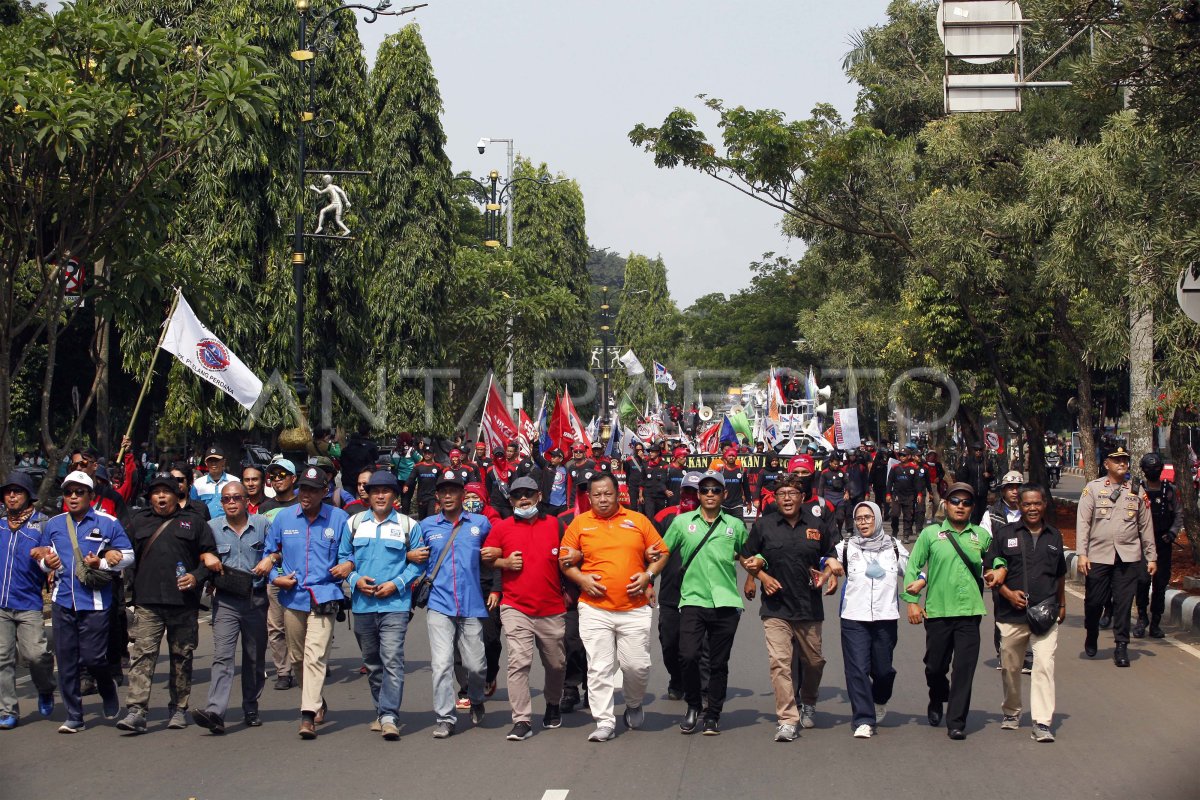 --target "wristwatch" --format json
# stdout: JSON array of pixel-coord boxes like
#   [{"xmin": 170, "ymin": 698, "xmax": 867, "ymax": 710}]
[{"xmin": 644, "ymin": 571, "xmax": 656, "ymax": 586}]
